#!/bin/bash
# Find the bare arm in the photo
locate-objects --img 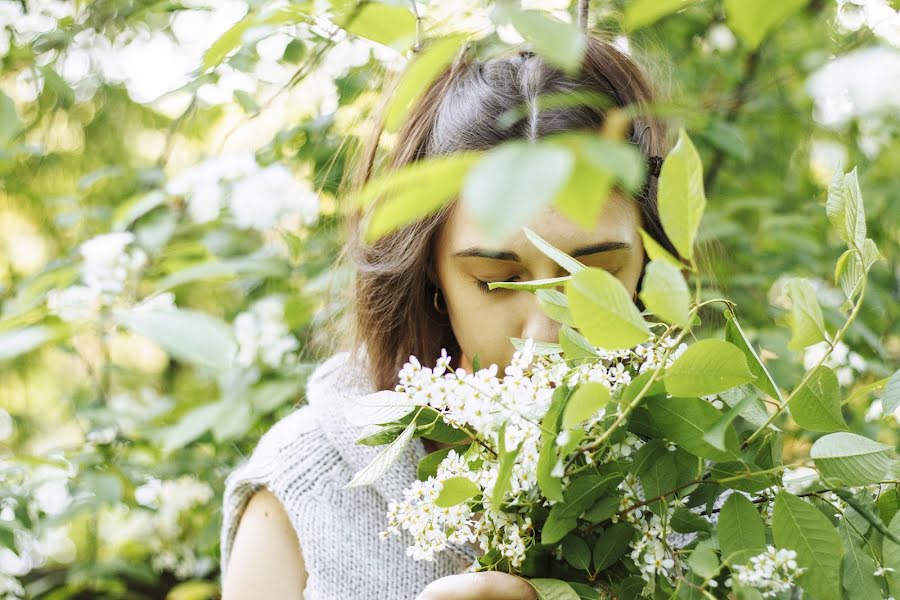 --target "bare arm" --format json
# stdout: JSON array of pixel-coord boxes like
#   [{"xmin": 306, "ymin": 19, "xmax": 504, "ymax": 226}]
[{"xmin": 221, "ymin": 489, "xmax": 307, "ymax": 600}]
